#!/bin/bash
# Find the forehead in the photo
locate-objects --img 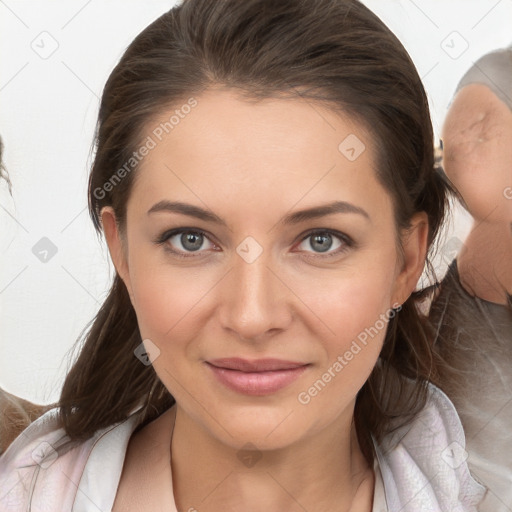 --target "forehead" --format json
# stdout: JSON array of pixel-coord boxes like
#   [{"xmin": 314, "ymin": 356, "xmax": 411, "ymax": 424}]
[
  {"xmin": 145, "ymin": 88, "xmax": 372, "ymax": 163},
  {"xmin": 127, "ymin": 88, "xmax": 392, "ymax": 223}
]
